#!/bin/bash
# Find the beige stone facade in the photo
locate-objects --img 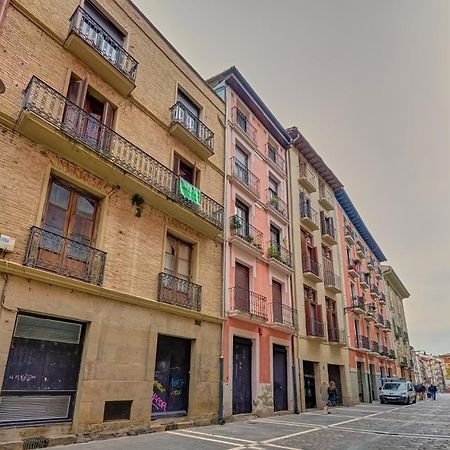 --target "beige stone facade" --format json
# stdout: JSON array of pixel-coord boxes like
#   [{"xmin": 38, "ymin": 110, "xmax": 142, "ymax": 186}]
[
  {"xmin": 0, "ymin": 0, "xmax": 225, "ymax": 446},
  {"xmin": 287, "ymin": 128, "xmax": 352, "ymax": 410},
  {"xmin": 382, "ymin": 266, "xmax": 414, "ymax": 380}
]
